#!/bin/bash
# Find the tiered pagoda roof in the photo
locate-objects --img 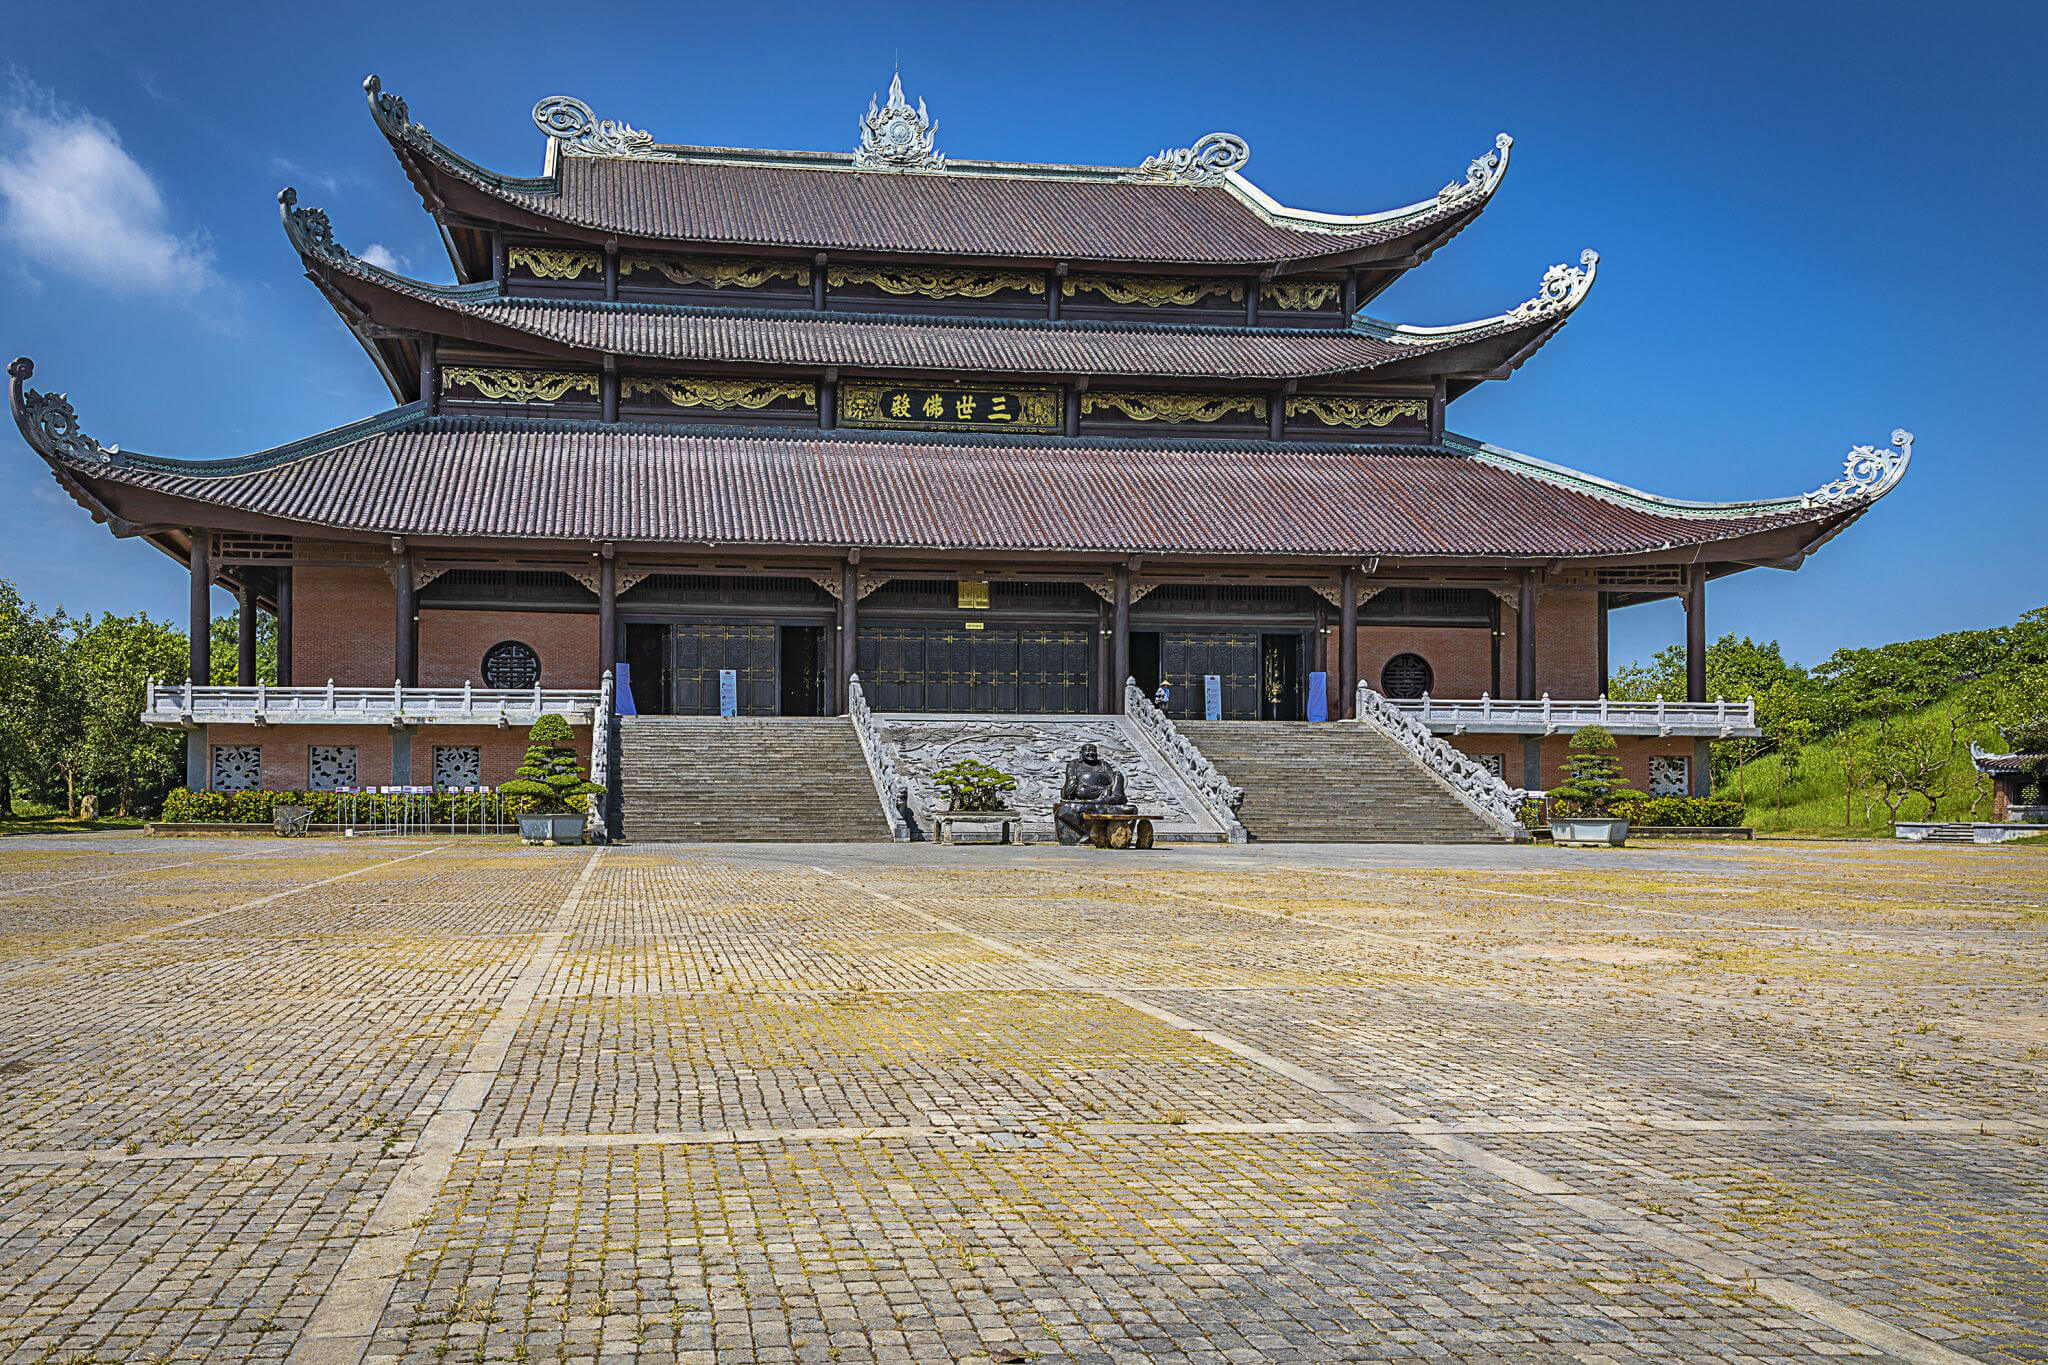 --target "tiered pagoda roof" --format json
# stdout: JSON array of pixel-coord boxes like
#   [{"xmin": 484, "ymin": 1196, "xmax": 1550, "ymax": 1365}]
[{"xmin": 10, "ymin": 71, "xmax": 1915, "ymax": 582}]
